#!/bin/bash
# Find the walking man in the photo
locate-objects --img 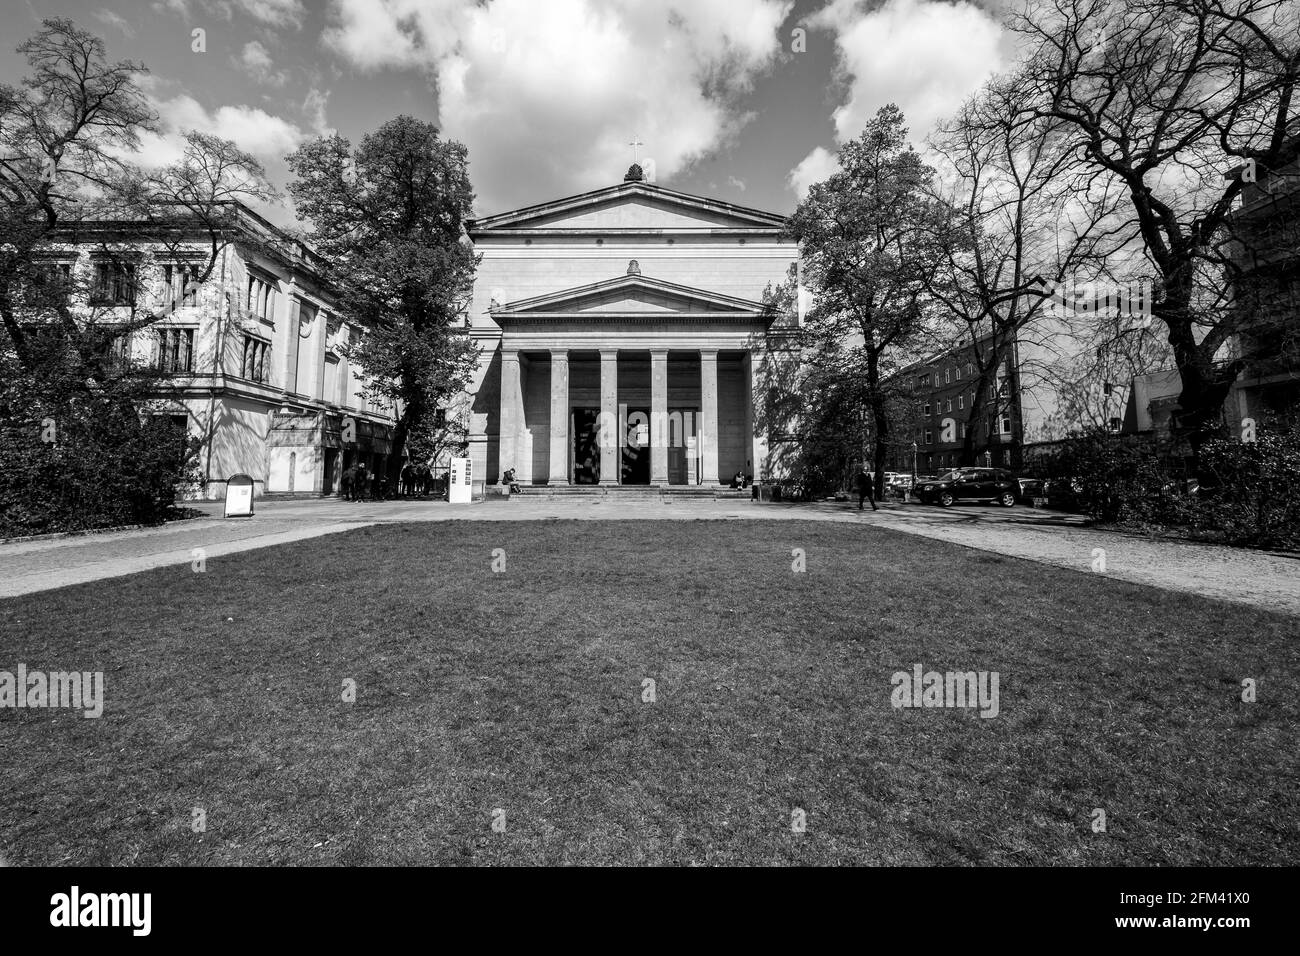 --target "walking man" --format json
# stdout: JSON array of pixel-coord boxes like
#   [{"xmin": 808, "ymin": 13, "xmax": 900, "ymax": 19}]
[{"xmin": 855, "ymin": 467, "xmax": 877, "ymax": 512}]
